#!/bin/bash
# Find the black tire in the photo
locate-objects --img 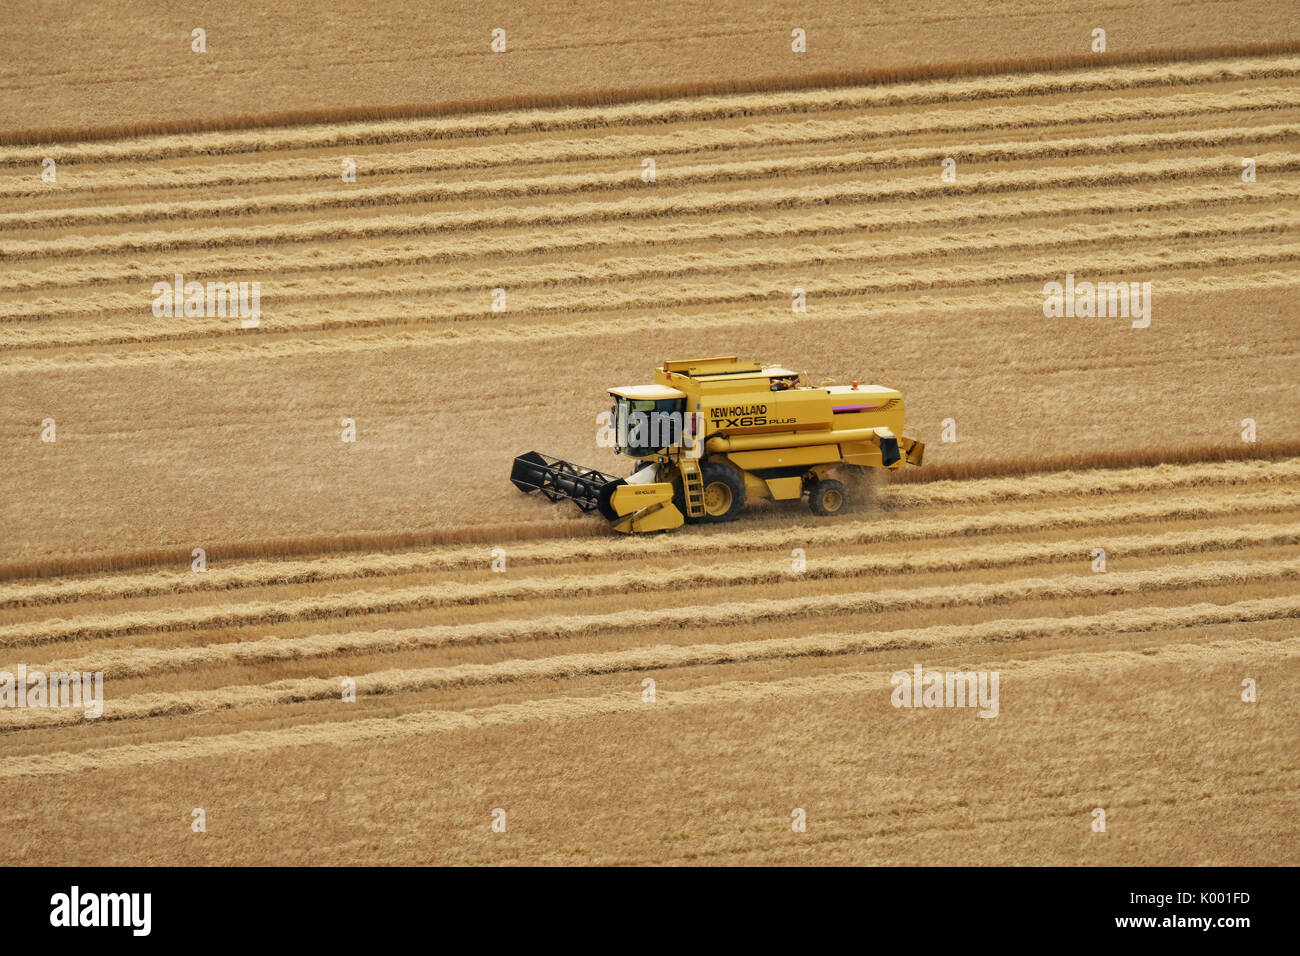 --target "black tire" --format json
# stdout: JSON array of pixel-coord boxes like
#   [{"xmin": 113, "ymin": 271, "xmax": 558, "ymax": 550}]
[
  {"xmin": 808, "ymin": 478, "xmax": 848, "ymax": 516},
  {"xmin": 680, "ymin": 460, "xmax": 746, "ymax": 523}
]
